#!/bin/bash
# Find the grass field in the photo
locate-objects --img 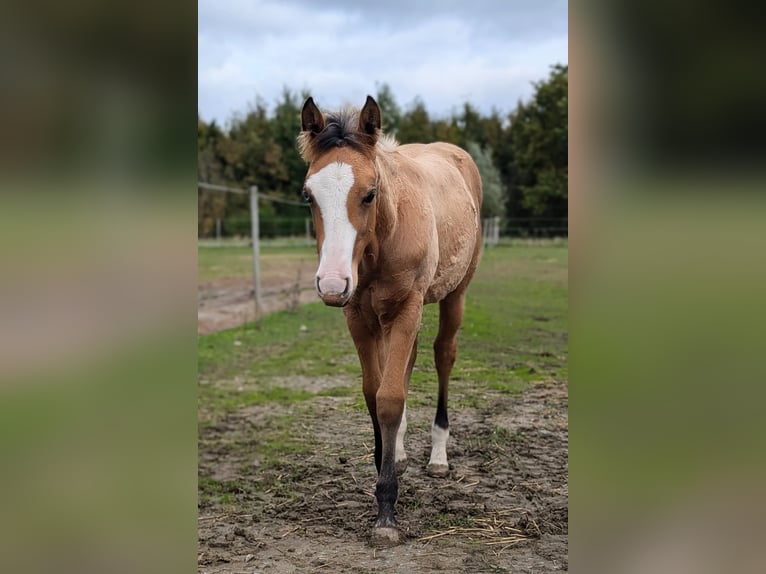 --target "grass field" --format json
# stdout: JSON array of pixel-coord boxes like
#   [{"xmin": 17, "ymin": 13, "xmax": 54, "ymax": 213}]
[
  {"xmin": 198, "ymin": 241, "xmax": 316, "ymax": 284},
  {"xmin": 198, "ymin": 243, "xmax": 567, "ymax": 417}
]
